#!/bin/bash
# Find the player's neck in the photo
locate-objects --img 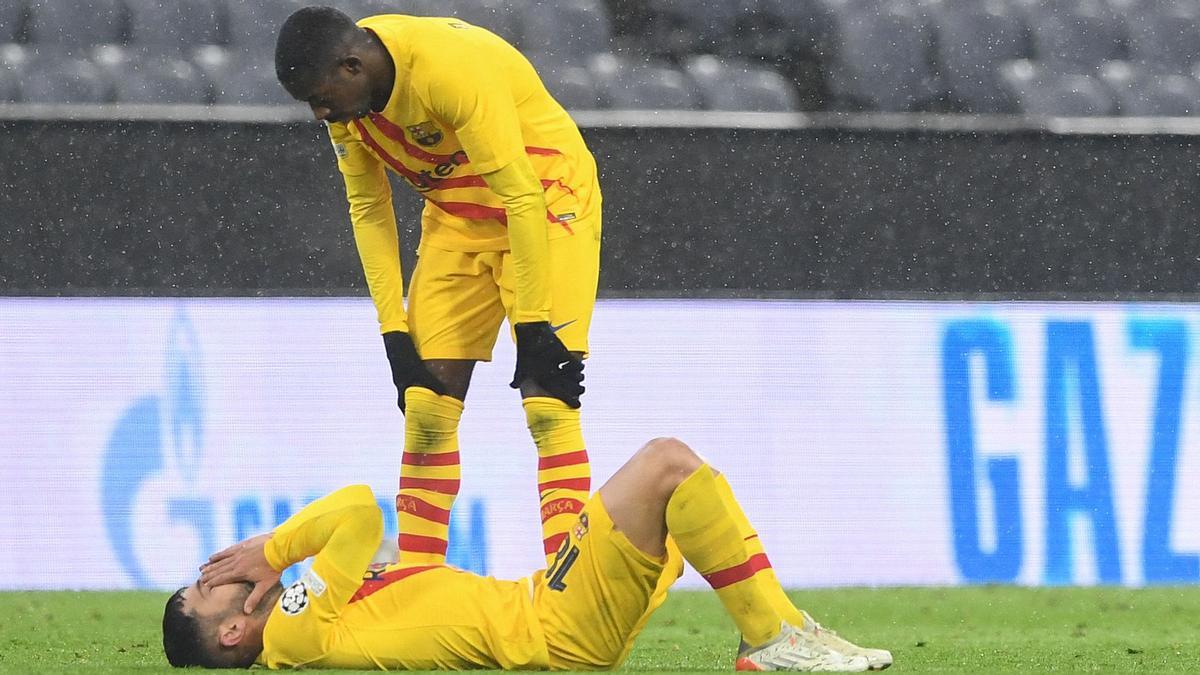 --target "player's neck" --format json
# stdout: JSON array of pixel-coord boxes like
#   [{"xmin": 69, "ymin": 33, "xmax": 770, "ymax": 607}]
[{"xmin": 363, "ymin": 29, "xmax": 396, "ymax": 112}]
